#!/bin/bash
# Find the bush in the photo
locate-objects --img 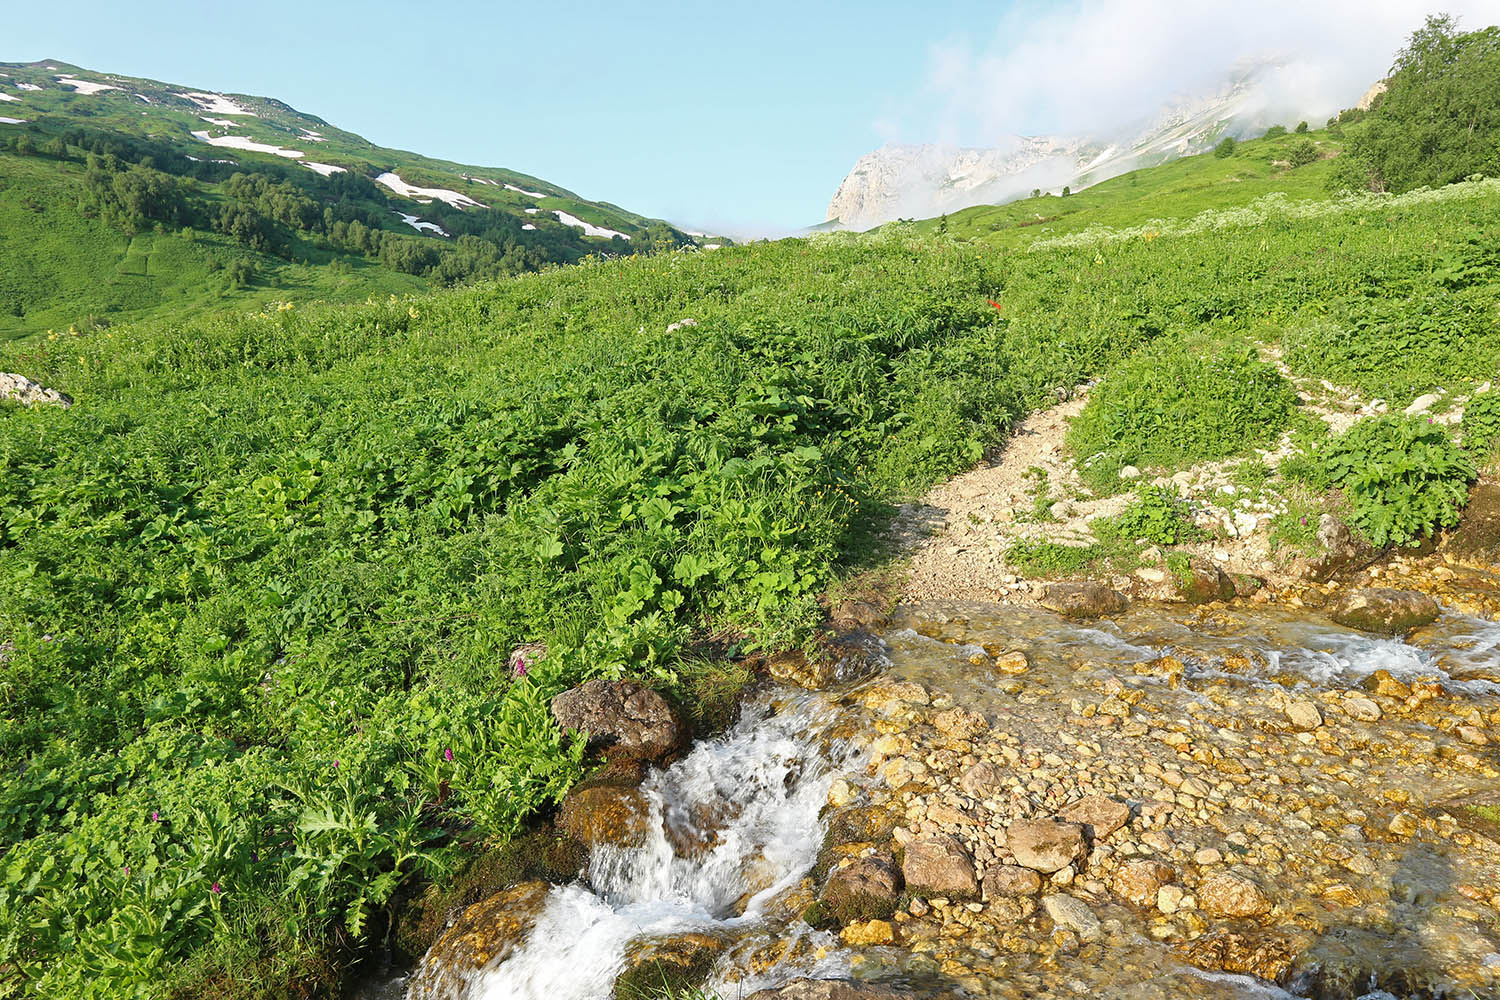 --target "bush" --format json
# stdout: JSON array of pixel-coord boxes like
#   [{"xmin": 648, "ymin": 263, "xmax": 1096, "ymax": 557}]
[
  {"xmin": 1295, "ymin": 121, "xmax": 1310, "ymax": 134},
  {"xmin": 1067, "ymin": 339, "xmax": 1297, "ymax": 493},
  {"xmin": 1213, "ymin": 137, "xmax": 1237, "ymax": 158},
  {"xmin": 1264, "ymin": 125, "xmax": 1288, "ymax": 139},
  {"xmin": 1318, "ymin": 415, "xmax": 1476, "ymax": 546},
  {"xmin": 1289, "ymin": 140, "xmax": 1319, "ymax": 168},
  {"xmin": 1097, "ymin": 484, "xmax": 1204, "ymax": 546},
  {"xmin": 1463, "ymin": 389, "xmax": 1500, "ymax": 458}
]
